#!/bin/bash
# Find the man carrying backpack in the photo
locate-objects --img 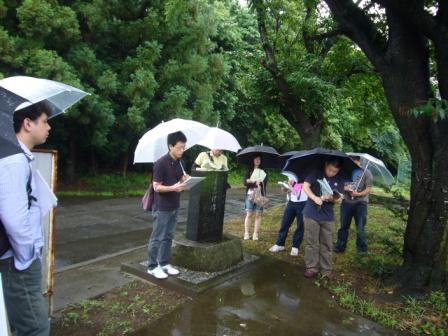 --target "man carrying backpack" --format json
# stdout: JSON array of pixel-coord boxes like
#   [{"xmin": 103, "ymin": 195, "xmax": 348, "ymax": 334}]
[{"xmin": 0, "ymin": 102, "xmax": 52, "ymax": 336}]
